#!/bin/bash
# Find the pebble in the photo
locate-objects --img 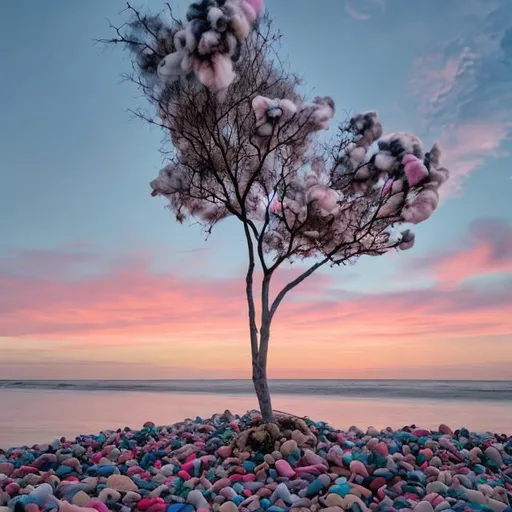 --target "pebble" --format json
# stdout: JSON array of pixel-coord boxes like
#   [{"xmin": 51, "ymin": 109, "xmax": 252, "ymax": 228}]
[{"xmin": 0, "ymin": 413, "xmax": 510, "ymax": 512}]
